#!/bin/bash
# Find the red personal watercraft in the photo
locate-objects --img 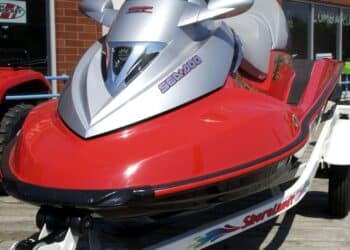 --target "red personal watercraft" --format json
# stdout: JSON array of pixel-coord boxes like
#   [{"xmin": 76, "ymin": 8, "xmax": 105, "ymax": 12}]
[{"xmin": 0, "ymin": 0, "xmax": 343, "ymax": 222}]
